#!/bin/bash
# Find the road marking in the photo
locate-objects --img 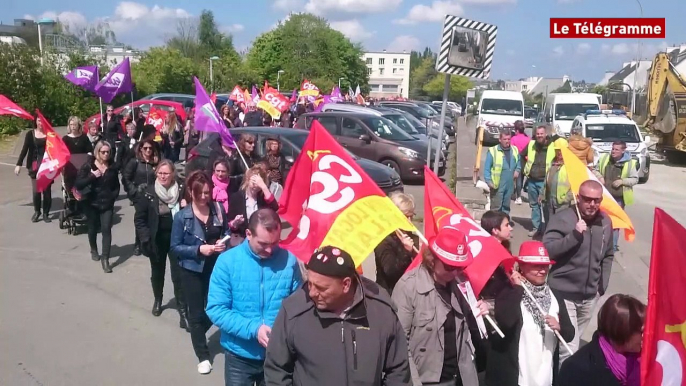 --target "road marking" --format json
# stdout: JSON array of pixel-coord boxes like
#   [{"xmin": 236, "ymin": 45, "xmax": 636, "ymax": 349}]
[{"xmin": 0, "ymin": 161, "xmax": 17, "ymax": 166}]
